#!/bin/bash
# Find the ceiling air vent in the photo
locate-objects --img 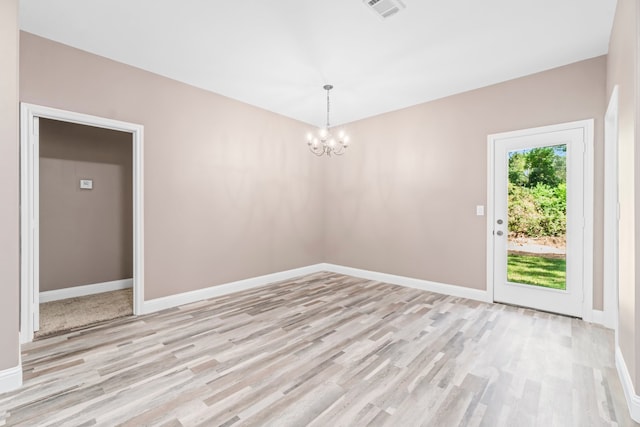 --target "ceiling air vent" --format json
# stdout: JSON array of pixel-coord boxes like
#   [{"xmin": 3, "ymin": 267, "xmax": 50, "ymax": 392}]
[{"xmin": 363, "ymin": 0, "xmax": 406, "ymax": 19}]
